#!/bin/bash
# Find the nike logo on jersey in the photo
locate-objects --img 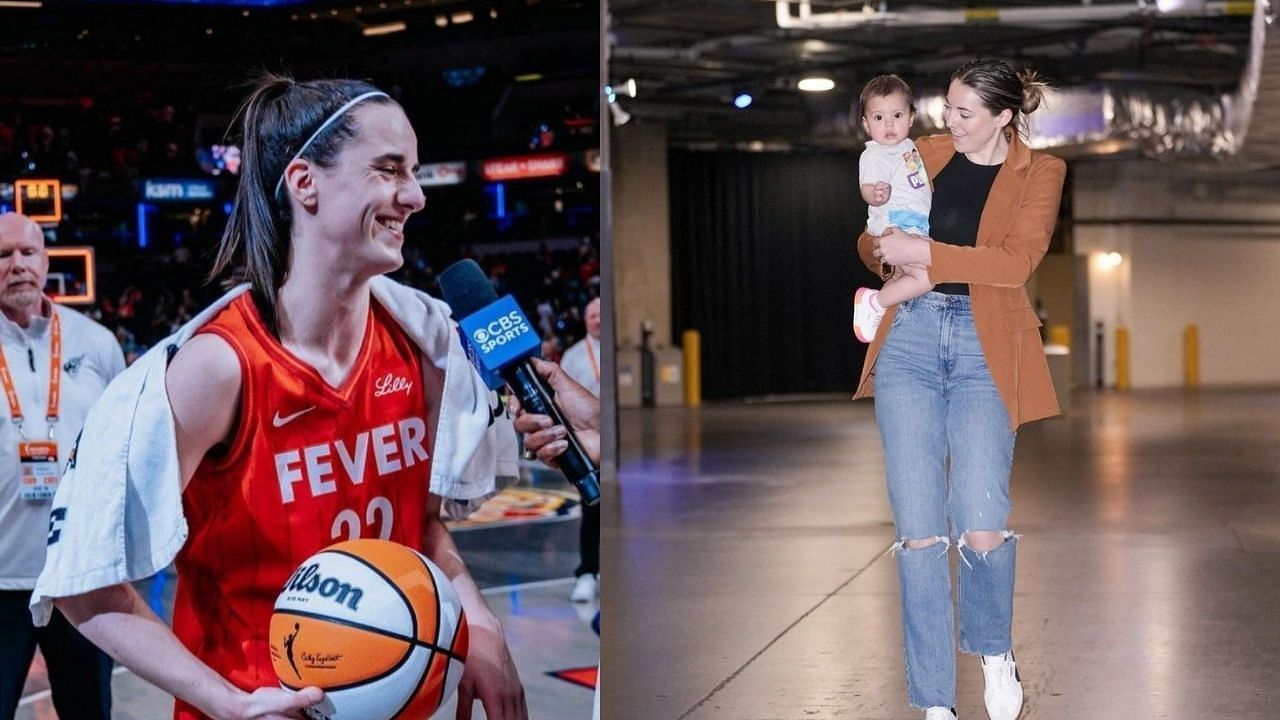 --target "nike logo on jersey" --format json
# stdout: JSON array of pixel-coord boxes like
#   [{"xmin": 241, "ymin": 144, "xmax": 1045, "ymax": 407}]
[
  {"xmin": 273, "ymin": 406, "xmax": 317, "ymax": 428},
  {"xmin": 374, "ymin": 372, "xmax": 413, "ymax": 398}
]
